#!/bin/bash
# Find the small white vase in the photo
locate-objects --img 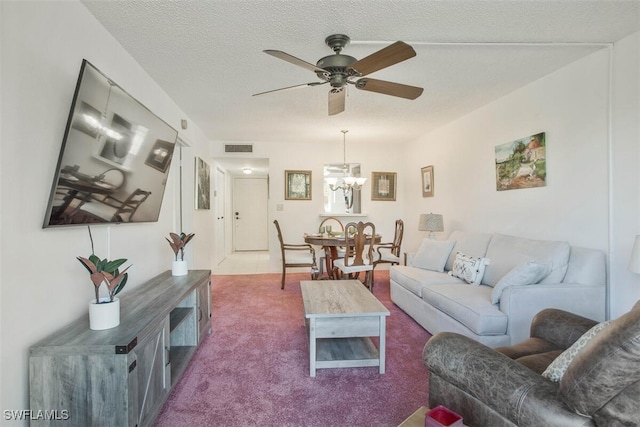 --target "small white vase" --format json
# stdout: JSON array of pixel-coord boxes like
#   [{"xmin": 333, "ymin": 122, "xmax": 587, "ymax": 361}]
[
  {"xmin": 89, "ymin": 297, "xmax": 120, "ymax": 330},
  {"xmin": 172, "ymin": 260, "xmax": 188, "ymax": 276}
]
